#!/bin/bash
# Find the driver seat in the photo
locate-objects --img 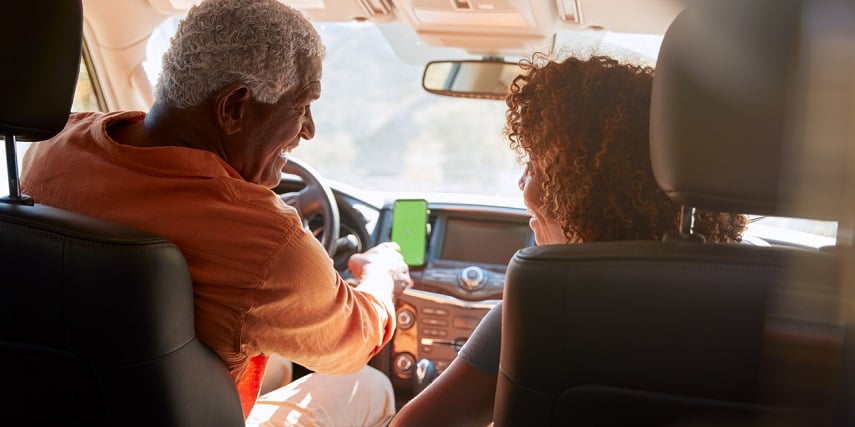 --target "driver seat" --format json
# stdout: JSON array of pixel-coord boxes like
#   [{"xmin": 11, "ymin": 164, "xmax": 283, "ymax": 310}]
[{"xmin": 0, "ymin": 2, "xmax": 244, "ymax": 426}]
